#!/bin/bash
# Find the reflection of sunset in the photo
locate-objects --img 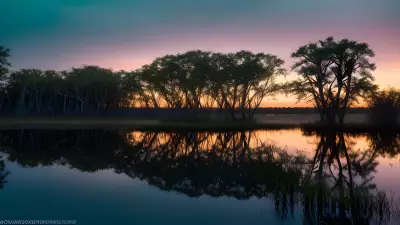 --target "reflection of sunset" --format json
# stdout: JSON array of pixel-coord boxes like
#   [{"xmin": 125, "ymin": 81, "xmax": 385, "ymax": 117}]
[
  {"xmin": 125, "ymin": 129, "xmax": 398, "ymax": 158},
  {"xmin": 126, "ymin": 130, "xmax": 395, "ymax": 153},
  {"xmin": 125, "ymin": 130, "xmax": 400, "ymax": 183}
]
